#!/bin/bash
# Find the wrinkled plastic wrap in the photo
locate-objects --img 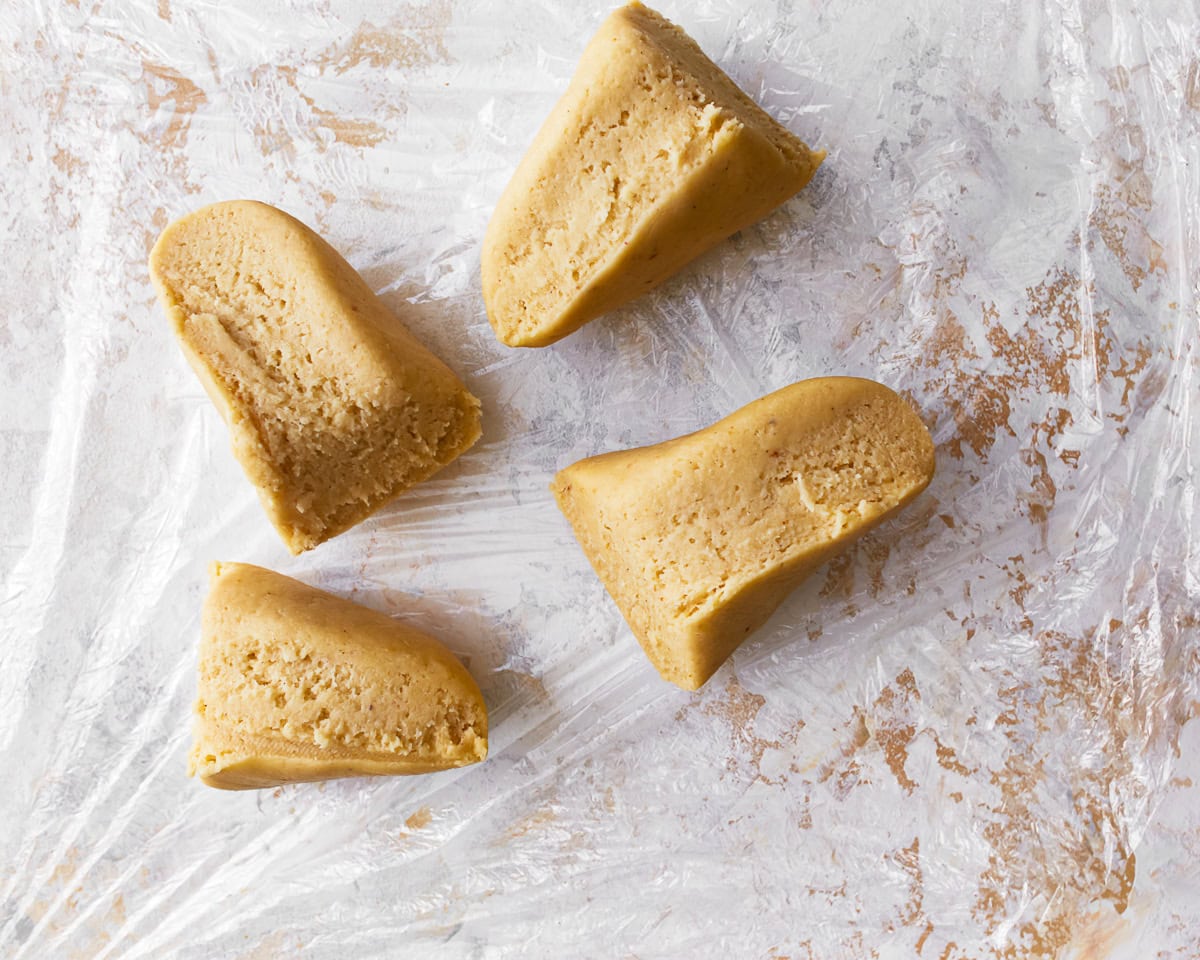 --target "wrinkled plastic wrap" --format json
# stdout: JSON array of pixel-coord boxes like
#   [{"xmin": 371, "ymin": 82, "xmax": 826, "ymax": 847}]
[{"xmin": 2, "ymin": 0, "xmax": 1199, "ymax": 956}]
